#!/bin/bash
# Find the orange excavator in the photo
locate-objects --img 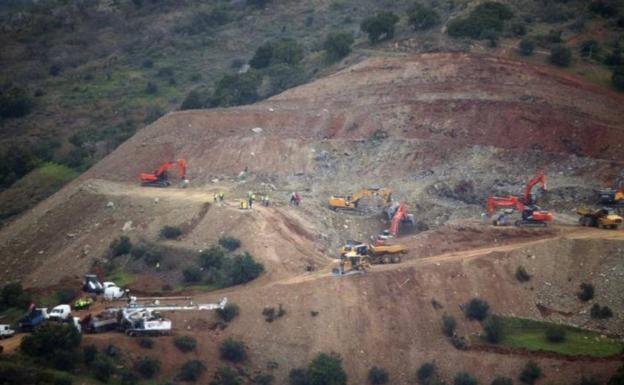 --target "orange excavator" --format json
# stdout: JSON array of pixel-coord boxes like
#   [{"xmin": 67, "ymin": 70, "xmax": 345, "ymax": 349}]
[
  {"xmin": 486, "ymin": 171, "xmax": 553, "ymax": 227},
  {"xmin": 140, "ymin": 159, "xmax": 188, "ymax": 187},
  {"xmin": 386, "ymin": 202, "xmax": 415, "ymax": 236}
]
